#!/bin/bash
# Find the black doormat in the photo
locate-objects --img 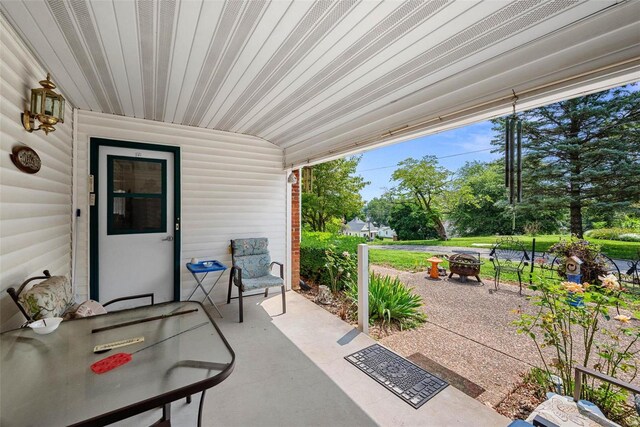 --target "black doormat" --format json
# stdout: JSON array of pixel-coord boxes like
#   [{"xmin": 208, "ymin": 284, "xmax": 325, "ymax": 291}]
[
  {"xmin": 345, "ymin": 344, "xmax": 448, "ymax": 409},
  {"xmin": 407, "ymin": 353, "xmax": 485, "ymax": 398}
]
